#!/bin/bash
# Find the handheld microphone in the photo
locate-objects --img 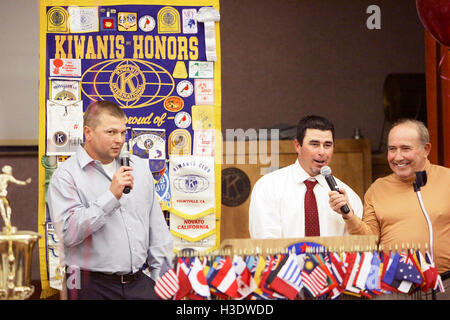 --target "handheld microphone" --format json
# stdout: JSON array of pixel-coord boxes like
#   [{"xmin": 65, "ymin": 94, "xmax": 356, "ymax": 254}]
[
  {"xmin": 119, "ymin": 148, "xmax": 131, "ymax": 194},
  {"xmin": 320, "ymin": 166, "xmax": 350, "ymax": 214}
]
